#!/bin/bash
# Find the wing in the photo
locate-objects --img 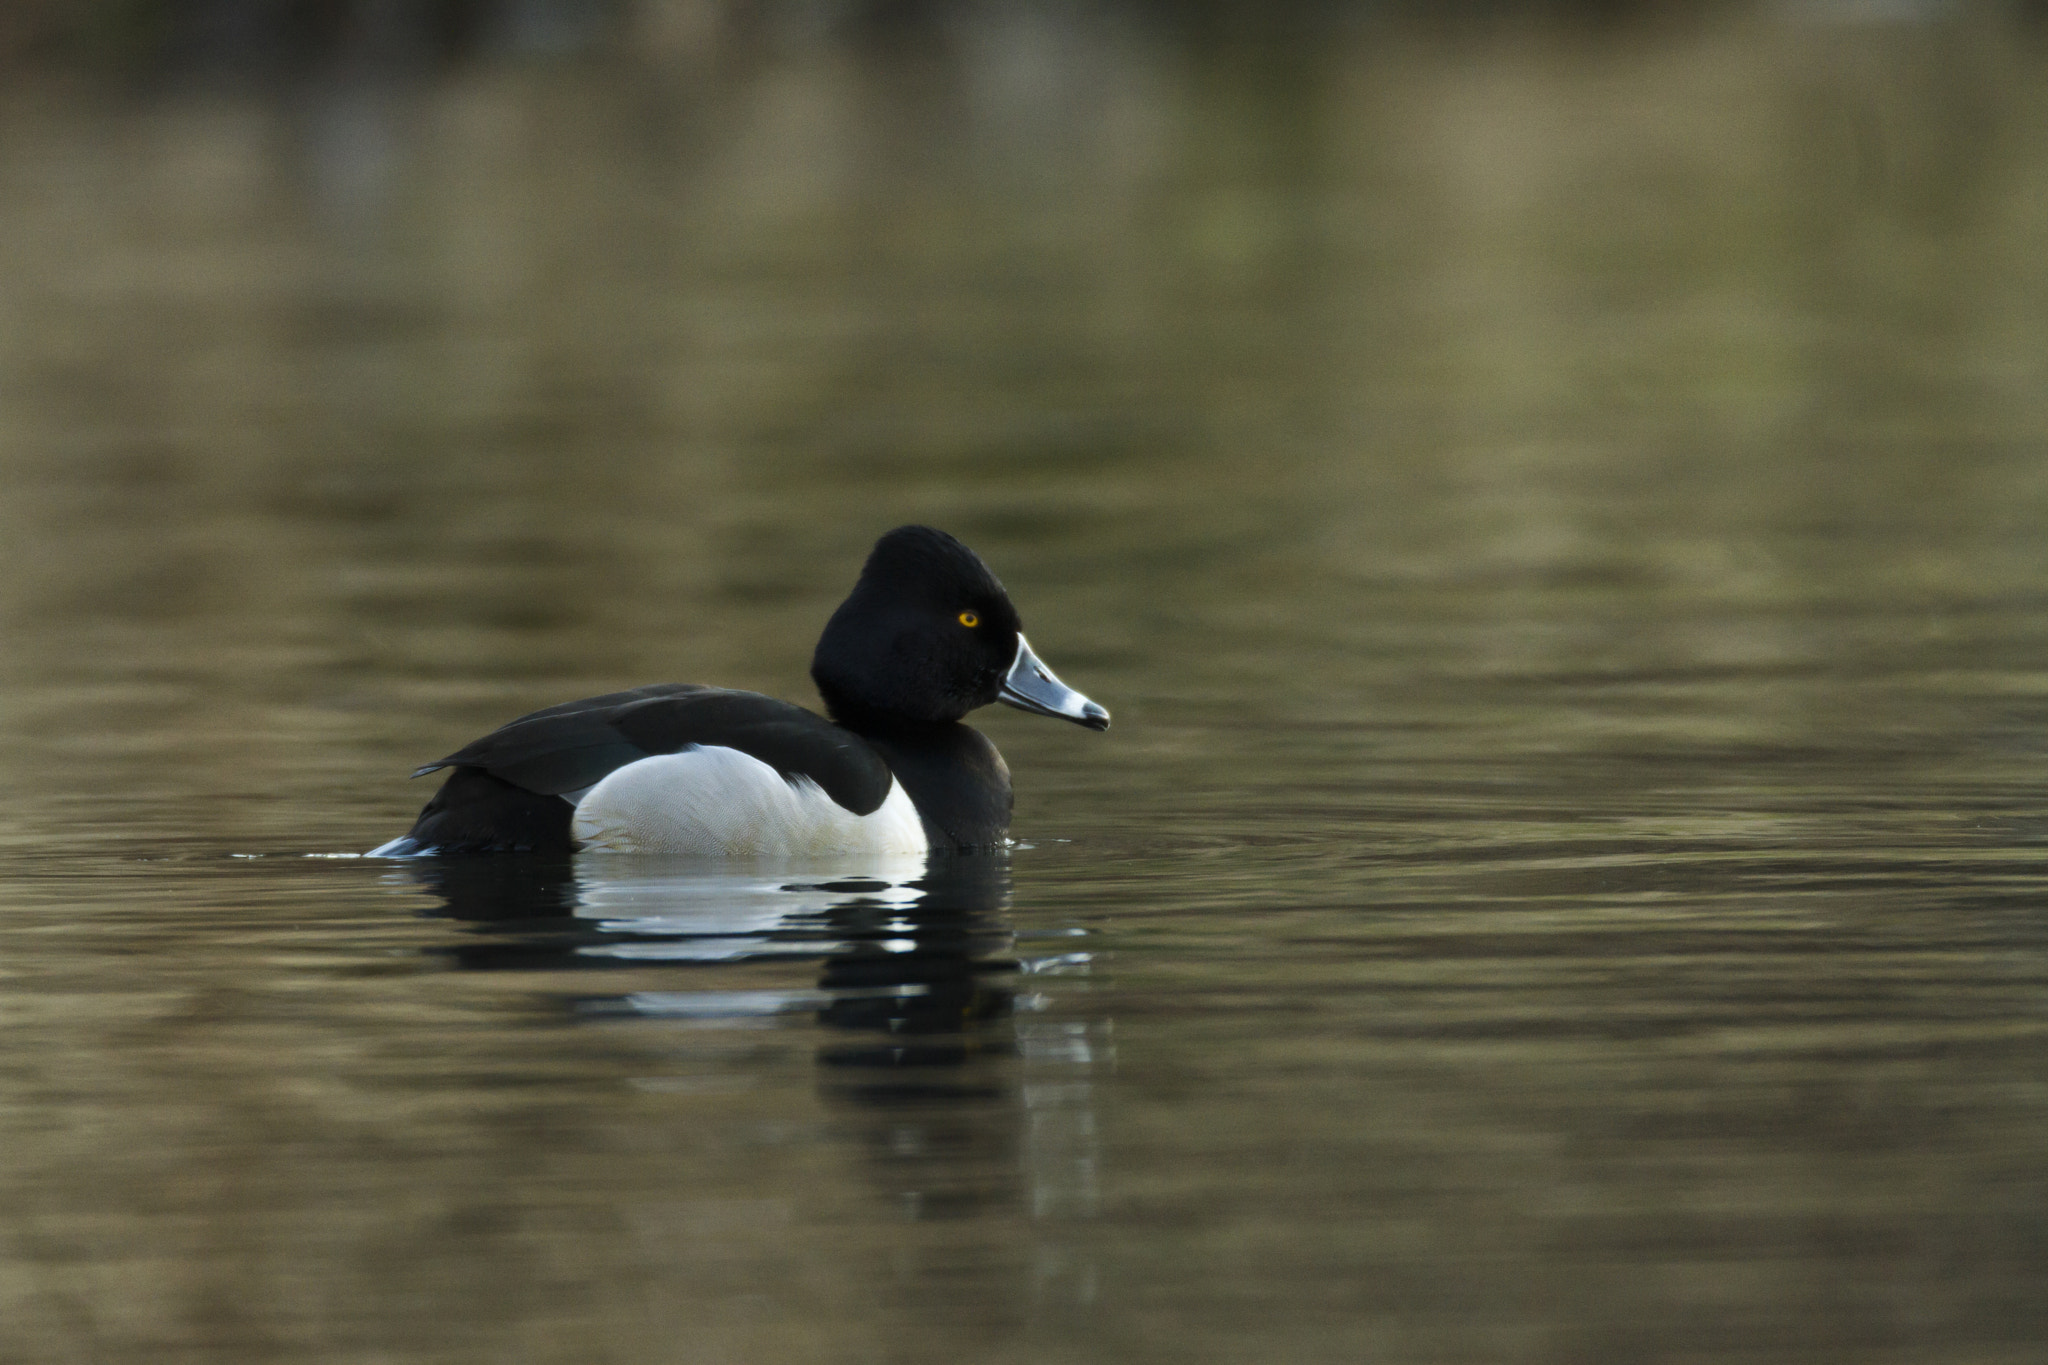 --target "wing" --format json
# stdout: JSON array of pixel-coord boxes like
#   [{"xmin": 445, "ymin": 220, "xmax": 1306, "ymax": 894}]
[
  {"xmin": 415, "ymin": 685, "xmax": 896, "ymax": 817},
  {"xmin": 414, "ymin": 684, "xmax": 710, "ymax": 789}
]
